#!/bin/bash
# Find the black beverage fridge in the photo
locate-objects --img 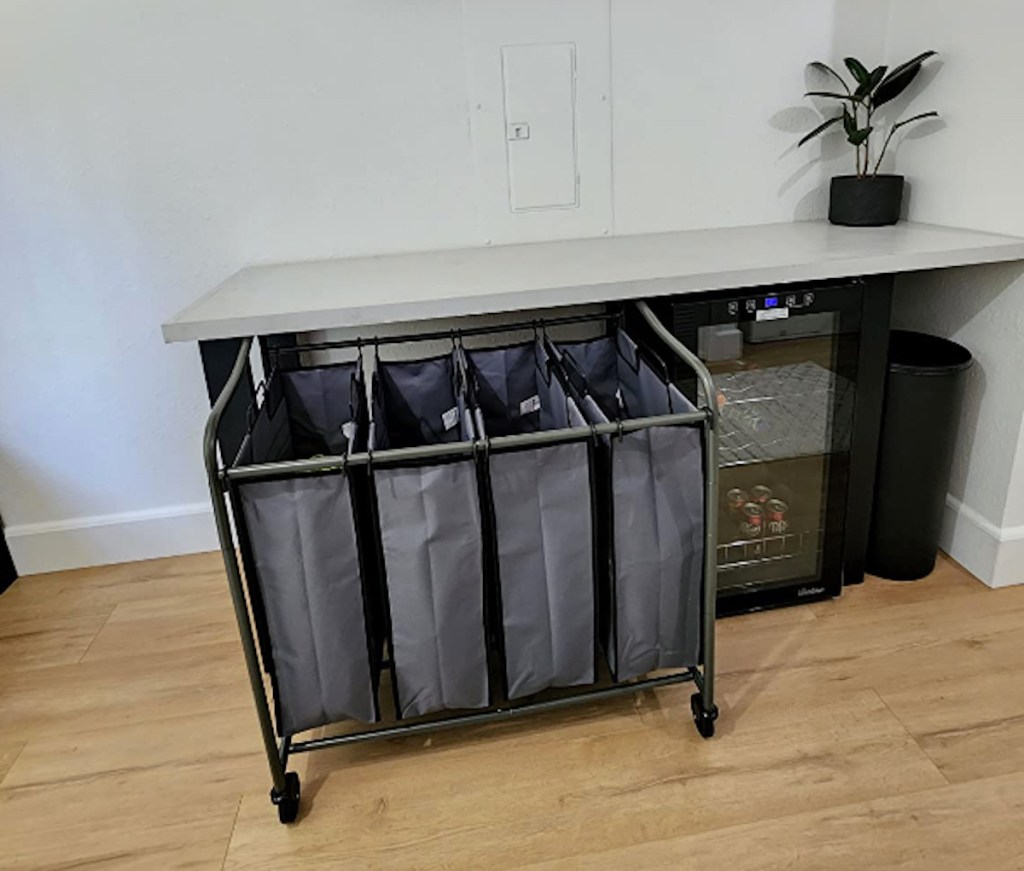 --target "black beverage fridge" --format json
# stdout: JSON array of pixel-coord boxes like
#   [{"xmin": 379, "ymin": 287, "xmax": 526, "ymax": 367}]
[{"xmin": 633, "ymin": 277, "xmax": 892, "ymax": 615}]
